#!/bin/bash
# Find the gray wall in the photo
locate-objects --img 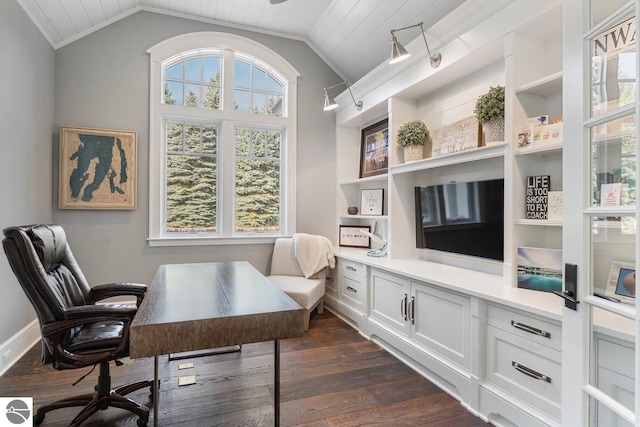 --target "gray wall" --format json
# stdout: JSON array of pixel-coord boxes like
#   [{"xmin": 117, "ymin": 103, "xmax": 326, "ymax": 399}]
[
  {"xmin": 52, "ymin": 11, "xmax": 339, "ymax": 286},
  {"xmin": 0, "ymin": 1, "xmax": 55, "ymax": 343}
]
